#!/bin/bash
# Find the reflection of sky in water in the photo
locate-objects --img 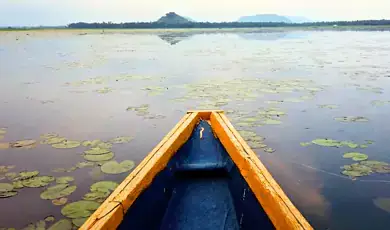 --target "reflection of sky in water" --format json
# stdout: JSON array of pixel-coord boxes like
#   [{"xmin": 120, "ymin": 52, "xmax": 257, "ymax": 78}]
[{"xmin": 1, "ymin": 30, "xmax": 390, "ymax": 229}]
